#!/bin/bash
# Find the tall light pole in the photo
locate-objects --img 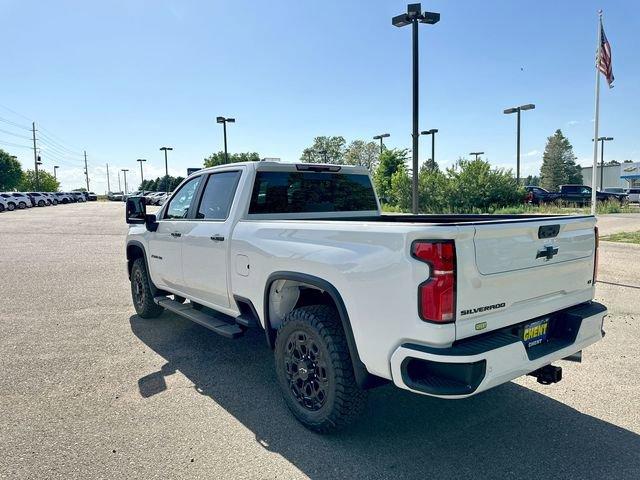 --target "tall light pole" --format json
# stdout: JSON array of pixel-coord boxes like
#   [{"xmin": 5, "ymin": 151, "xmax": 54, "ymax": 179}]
[
  {"xmin": 121, "ymin": 169, "xmax": 129, "ymax": 195},
  {"xmin": 420, "ymin": 128, "xmax": 438, "ymax": 168},
  {"xmin": 117, "ymin": 169, "xmax": 121, "ymax": 192},
  {"xmin": 592, "ymin": 136, "xmax": 614, "ymax": 190},
  {"xmin": 504, "ymin": 103, "xmax": 535, "ymax": 184},
  {"xmin": 53, "ymin": 165, "xmax": 59, "ymax": 180},
  {"xmin": 469, "ymin": 151, "xmax": 484, "ymax": 161},
  {"xmin": 216, "ymin": 116, "xmax": 235, "ymax": 164},
  {"xmin": 393, "ymin": 3, "xmax": 440, "ymax": 214},
  {"xmin": 106, "ymin": 164, "xmax": 111, "ymax": 193},
  {"xmin": 159, "ymin": 146, "xmax": 173, "ymax": 192},
  {"xmin": 137, "ymin": 158, "xmax": 147, "ymax": 187},
  {"xmin": 373, "ymin": 133, "xmax": 390, "ymax": 154}
]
